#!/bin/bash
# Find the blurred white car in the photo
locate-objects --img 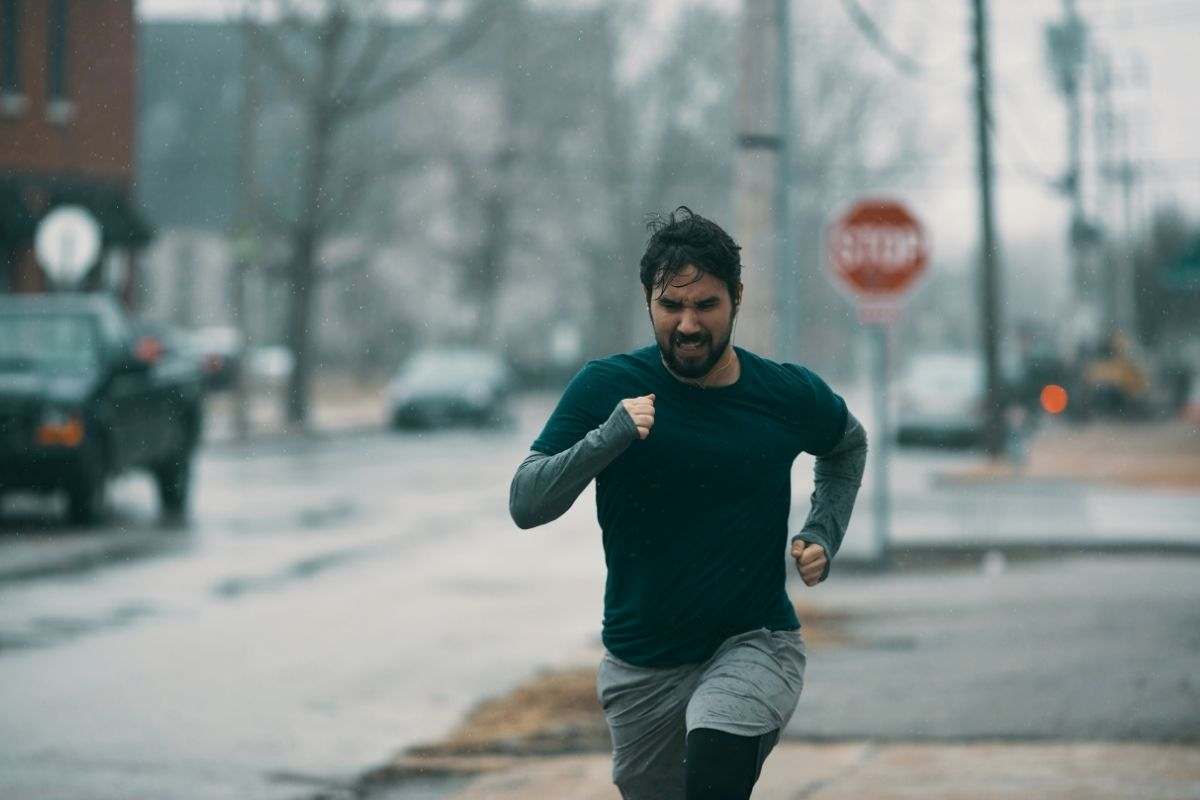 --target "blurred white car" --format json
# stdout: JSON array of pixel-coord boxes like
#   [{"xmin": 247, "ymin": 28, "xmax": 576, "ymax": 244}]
[
  {"xmin": 187, "ymin": 325, "xmax": 243, "ymax": 390},
  {"xmin": 387, "ymin": 348, "xmax": 514, "ymax": 430},
  {"xmin": 246, "ymin": 345, "xmax": 294, "ymax": 385},
  {"xmin": 895, "ymin": 352, "xmax": 986, "ymax": 447}
]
